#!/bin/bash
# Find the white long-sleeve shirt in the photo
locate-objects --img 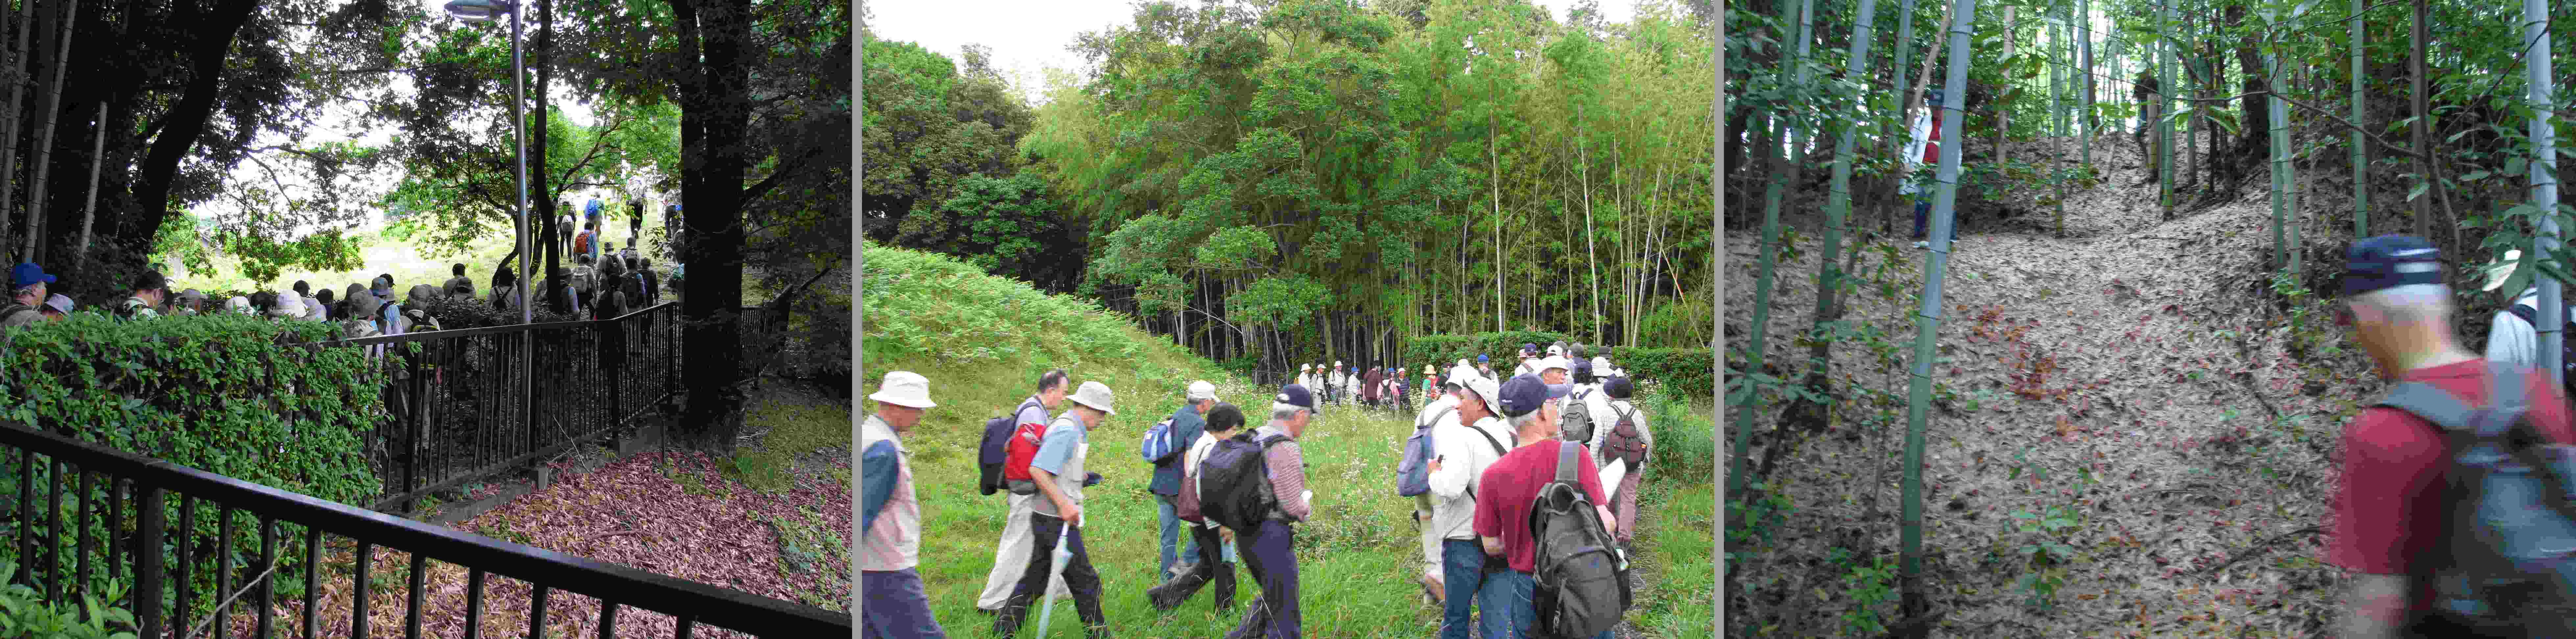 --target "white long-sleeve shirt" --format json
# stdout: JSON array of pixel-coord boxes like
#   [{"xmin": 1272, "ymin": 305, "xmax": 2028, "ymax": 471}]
[
  {"xmin": 1426, "ymin": 414, "xmax": 1514, "ymax": 541},
  {"xmin": 1899, "ymin": 112, "xmax": 1934, "ymax": 195},
  {"xmin": 2486, "ymin": 286, "xmax": 2576, "ymax": 367}
]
